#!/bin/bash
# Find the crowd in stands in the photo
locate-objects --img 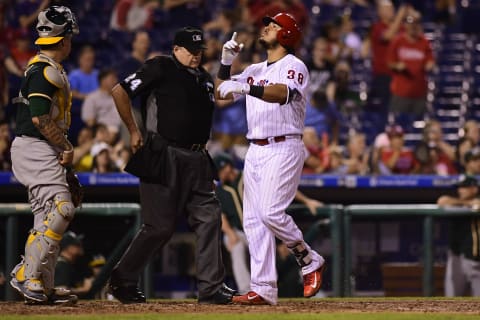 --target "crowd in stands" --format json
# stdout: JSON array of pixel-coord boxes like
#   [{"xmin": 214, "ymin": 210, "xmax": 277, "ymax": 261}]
[{"xmin": 0, "ymin": 0, "xmax": 478, "ymax": 177}]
